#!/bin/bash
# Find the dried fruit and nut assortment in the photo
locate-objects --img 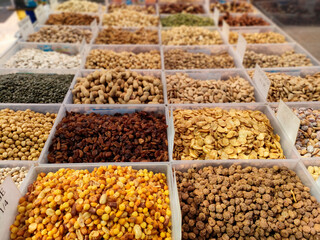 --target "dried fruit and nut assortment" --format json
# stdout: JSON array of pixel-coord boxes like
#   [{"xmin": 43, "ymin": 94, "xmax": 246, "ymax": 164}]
[{"xmin": 1, "ymin": 0, "xmax": 320, "ymax": 239}]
